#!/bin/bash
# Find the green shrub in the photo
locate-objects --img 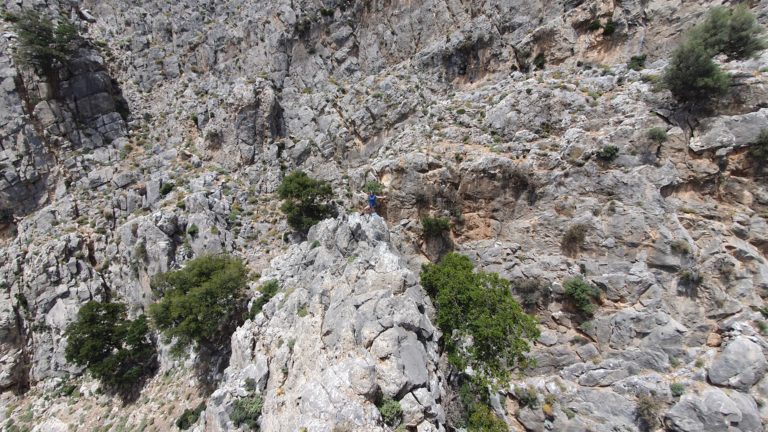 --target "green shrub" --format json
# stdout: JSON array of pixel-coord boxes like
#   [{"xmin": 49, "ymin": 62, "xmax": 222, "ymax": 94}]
[
  {"xmin": 420, "ymin": 253, "xmax": 540, "ymax": 382},
  {"xmin": 678, "ymin": 268, "xmax": 701, "ymax": 285},
  {"xmin": 159, "ymin": 182, "xmax": 174, "ymax": 196},
  {"xmin": 364, "ymin": 180, "xmax": 383, "ymax": 195},
  {"xmin": 587, "ymin": 20, "xmax": 602, "ymax": 31},
  {"xmin": 636, "ymin": 394, "xmax": 661, "ymax": 430},
  {"xmin": 533, "ymin": 52, "xmax": 546, "ymax": 69},
  {"xmin": 602, "ymin": 19, "xmax": 616, "ymax": 36},
  {"xmin": 690, "ymin": 6, "xmax": 765, "ymax": 60},
  {"xmin": 515, "ymin": 385, "xmax": 539, "ymax": 408},
  {"xmin": 647, "ymin": 127, "xmax": 668, "ymax": 143},
  {"xmin": 8, "ymin": 9, "xmax": 80, "ymax": 78},
  {"xmin": 64, "ymin": 301, "xmax": 156, "ymax": 399},
  {"xmin": 562, "ymin": 224, "xmax": 588, "ymax": 254},
  {"xmin": 249, "ymin": 280, "xmax": 280, "ymax": 319},
  {"xmin": 230, "ymin": 395, "xmax": 264, "ymax": 429},
  {"xmin": 277, "ymin": 171, "xmax": 335, "ymax": 233},
  {"xmin": 149, "ymin": 255, "xmax": 248, "ymax": 354},
  {"xmin": 670, "ymin": 382, "xmax": 685, "ymax": 398},
  {"xmin": 176, "ymin": 402, "xmax": 206, "ymax": 430},
  {"xmin": 187, "ymin": 224, "xmax": 199, "ymax": 238},
  {"xmin": 422, "ymin": 216, "xmax": 450, "ymax": 237},
  {"xmin": 749, "ymin": 128, "xmax": 768, "ymax": 168},
  {"xmin": 377, "ymin": 397, "xmax": 403, "ymax": 426},
  {"xmin": 467, "ymin": 404, "xmax": 508, "ymax": 432},
  {"xmin": 662, "ymin": 38, "xmax": 730, "ymax": 106},
  {"xmin": 627, "ymin": 54, "xmax": 647, "ymax": 71},
  {"xmin": 563, "ymin": 277, "xmax": 601, "ymax": 318},
  {"xmin": 596, "ymin": 145, "xmax": 619, "ymax": 162}
]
